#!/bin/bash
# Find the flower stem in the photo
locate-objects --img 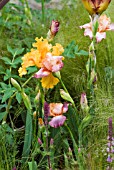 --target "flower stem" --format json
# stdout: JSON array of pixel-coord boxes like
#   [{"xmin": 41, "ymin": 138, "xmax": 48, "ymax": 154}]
[
  {"xmin": 41, "ymin": 0, "xmax": 45, "ymax": 23},
  {"xmin": 22, "ymin": 74, "xmax": 34, "ymax": 87},
  {"xmin": 60, "ymin": 78, "xmax": 79, "ymax": 125}
]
